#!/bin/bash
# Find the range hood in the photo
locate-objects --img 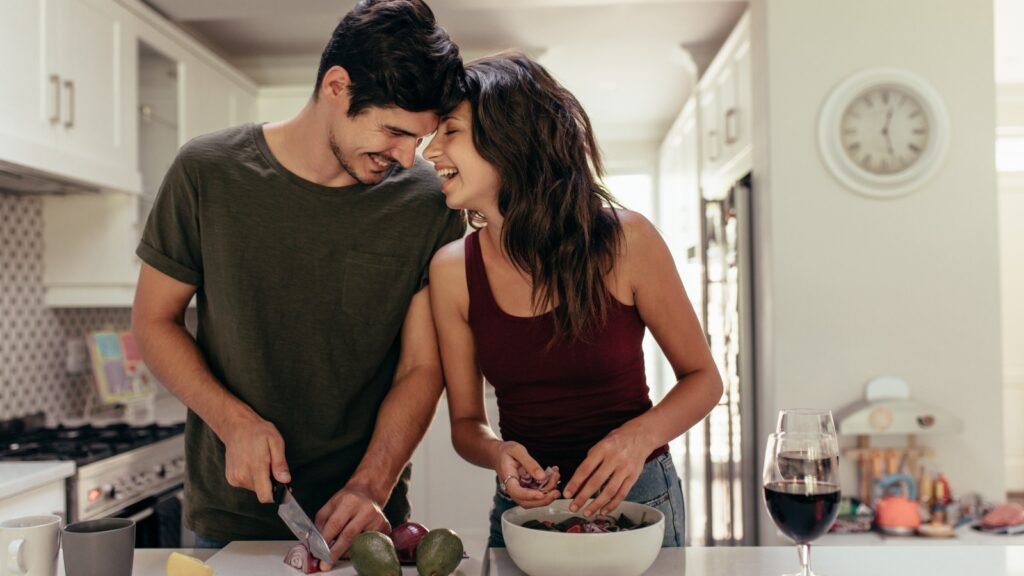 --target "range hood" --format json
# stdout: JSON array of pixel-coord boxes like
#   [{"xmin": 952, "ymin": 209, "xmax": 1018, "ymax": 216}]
[{"xmin": 0, "ymin": 160, "xmax": 100, "ymax": 195}]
